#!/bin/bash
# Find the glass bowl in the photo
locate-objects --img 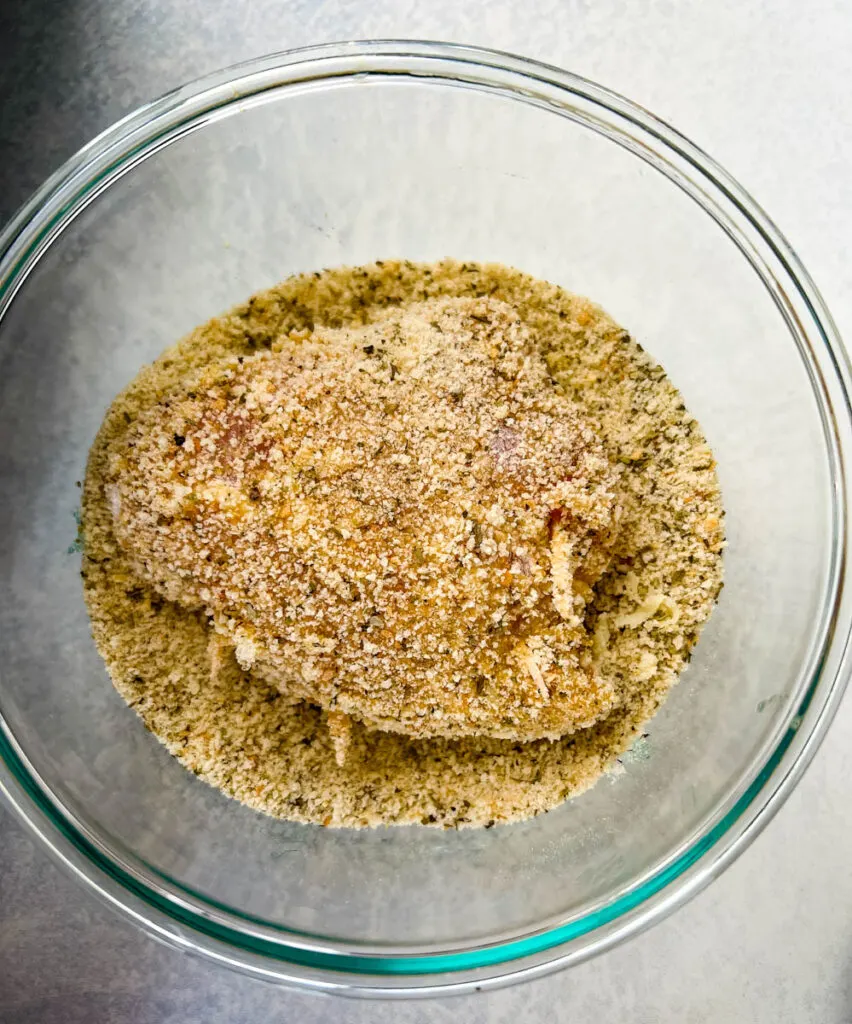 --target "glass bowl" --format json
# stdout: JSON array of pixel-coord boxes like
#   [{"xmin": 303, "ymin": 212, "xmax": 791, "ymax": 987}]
[{"xmin": 1, "ymin": 41, "xmax": 850, "ymax": 998}]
